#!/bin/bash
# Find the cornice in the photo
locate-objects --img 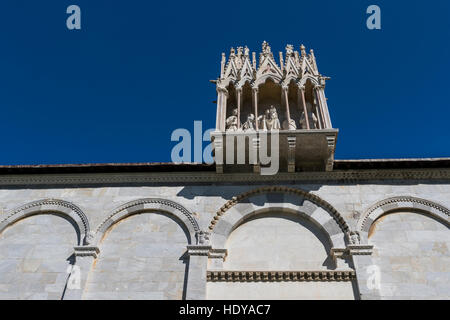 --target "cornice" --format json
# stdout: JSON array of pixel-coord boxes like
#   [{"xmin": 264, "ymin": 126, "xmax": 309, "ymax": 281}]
[
  {"xmin": 206, "ymin": 270, "xmax": 356, "ymax": 282},
  {"xmin": 0, "ymin": 168, "xmax": 449, "ymax": 187}
]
